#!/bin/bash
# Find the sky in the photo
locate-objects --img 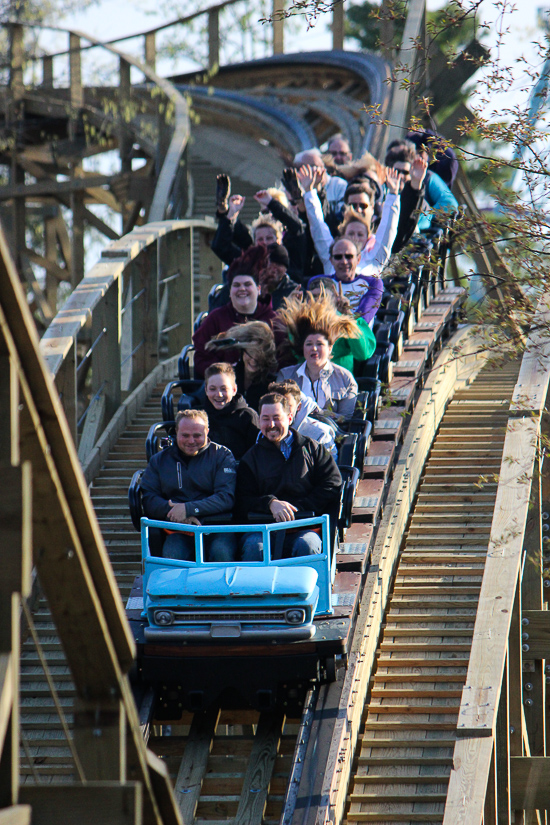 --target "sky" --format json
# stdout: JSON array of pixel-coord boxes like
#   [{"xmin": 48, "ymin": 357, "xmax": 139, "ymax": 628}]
[{"xmin": 36, "ymin": 0, "xmax": 549, "ymax": 121}]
